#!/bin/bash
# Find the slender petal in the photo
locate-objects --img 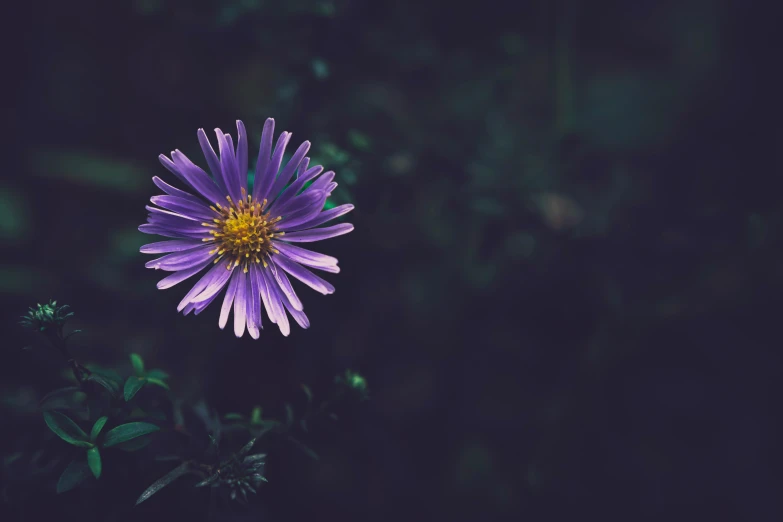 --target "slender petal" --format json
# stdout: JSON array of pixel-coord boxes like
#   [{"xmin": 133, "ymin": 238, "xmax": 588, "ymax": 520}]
[
  {"xmin": 275, "ymin": 191, "xmax": 328, "ymax": 231},
  {"xmin": 145, "ymin": 244, "xmax": 216, "ymax": 271},
  {"xmin": 257, "ymin": 264, "xmax": 277, "ymax": 324},
  {"xmin": 150, "ymin": 196, "xmax": 216, "ymax": 221},
  {"xmin": 269, "ymin": 260, "xmax": 303, "ymax": 311},
  {"xmin": 152, "ymin": 176, "xmax": 204, "ymax": 205},
  {"xmin": 246, "ymin": 265, "xmax": 261, "ymax": 339},
  {"xmin": 252, "ymin": 118, "xmax": 275, "ymax": 202},
  {"xmin": 281, "ymin": 292, "xmax": 310, "ymax": 329},
  {"xmin": 177, "ymin": 259, "xmax": 231, "ymax": 312},
  {"xmin": 279, "ymin": 203, "xmax": 354, "ymax": 232},
  {"xmin": 307, "ymin": 171, "xmax": 335, "ymax": 193},
  {"xmin": 156, "ymin": 258, "xmax": 213, "ymax": 290},
  {"xmin": 146, "ymin": 205, "xmax": 201, "ymax": 223},
  {"xmin": 263, "ymin": 267, "xmax": 290, "ymax": 336},
  {"xmin": 279, "ymin": 223, "xmax": 354, "ymax": 242},
  {"xmin": 236, "ymin": 121, "xmax": 249, "ymax": 192},
  {"xmin": 216, "ymin": 130, "xmax": 242, "ymax": 202},
  {"xmin": 273, "ymin": 255, "xmax": 335, "ymax": 295},
  {"xmin": 273, "ymin": 242, "xmax": 338, "ymax": 271},
  {"xmin": 256, "ymin": 131, "xmax": 291, "ymax": 203},
  {"xmin": 267, "ymin": 140, "xmax": 310, "ymax": 203},
  {"xmin": 169, "ymin": 150, "xmax": 226, "ymax": 205},
  {"xmin": 192, "ymin": 264, "xmax": 233, "ymax": 303},
  {"xmin": 219, "ymin": 271, "xmax": 240, "ymax": 330},
  {"xmin": 233, "ymin": 270, "xmax": 248, "ymax": 337},
  {"xmin": 139, "ymin": 224, "xmax": 211, "ymax": 240},
  {"xmin": 271, "ymin": 189, "xmax": 324, "ymax": 221},
  {"xmin": 140, "ymin": 239, "xmax": 204, "ymax": 254},
  {"xmin": 269, "ymin": 164, "xmax": 324, "ymax": 214},
  {"xmin": 197, "ymin": 129, "xmax": 227, "ymax": 193}
]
